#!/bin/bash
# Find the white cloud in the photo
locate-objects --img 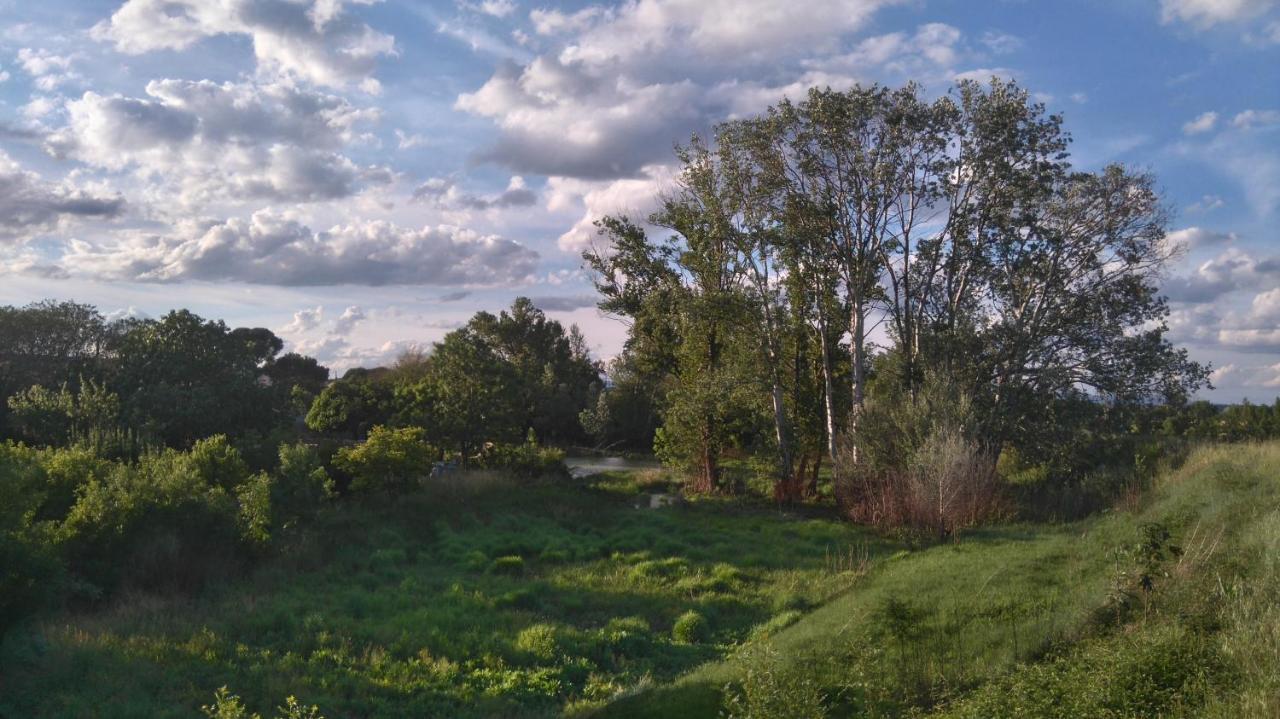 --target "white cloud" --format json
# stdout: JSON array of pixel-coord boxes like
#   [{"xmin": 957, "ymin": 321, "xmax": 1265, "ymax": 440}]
[
  {"xmin": 1183, "ymin": 111, "xmax": 1218, "ymax": 134},
  {"xmin": 283, "ymin": 305, "xmax": 323, "ymax": 334},
  {"xmin": 1209, "ymin": 363, "xmax": 1237, "ymax": 384},
  {"xmin": 15, "ymin": 47, "xmax": 78, "ymax": 91},
  {"xmin": 1166, "ymin": 226, "xmax": 1236, "ymax": 251},
  {"xmin": 91, "ymin": 0, "xmax": 395, "ymax": 90},
  {"xmin": 0, "ymin": 150, "xmax": 124, "ymax": 242},
  {"xmin": 47, "ymin": 80, "xmax": 389, "ymax": 205},
  {"xmin": 548, "ymin": 164, "xmax": 677, "ymax": 252},
  {"xmin": 1163, "ymin": 246, "xmax": 1280, "ymax": 302},
  {"xmin": 1186, "ymin": 194, "xmax": 1225, "ymax": 213},
  {"xmin": 332, "ymin": 305, "xmax": 367, "ymax": 334},
  {"xmin": 980, "ymin": 30, "xmax": 1022, "ymax": 54},
  {"xmin": 40, "ymin": 210, "xmax": 539, "ymax": 287},
  {"xmin": 1160, "ymin": 0, "xmax": 1276, "ymax": 27},
  {"xmin": 412, "ymin": 175, "xmax": 537, "ymax": 210},
  {"xmin": 1232, "ymin": 109, "xmax": 1280, "ymax": 129}
]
